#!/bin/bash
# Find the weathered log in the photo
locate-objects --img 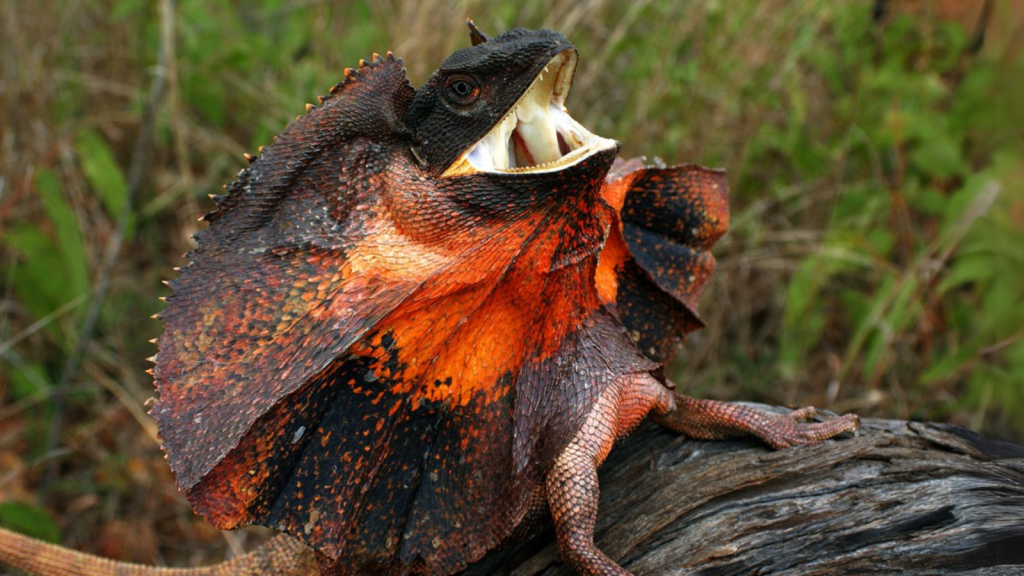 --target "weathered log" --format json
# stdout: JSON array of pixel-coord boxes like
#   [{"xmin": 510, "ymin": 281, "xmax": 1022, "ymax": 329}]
[{"xmin": 462, "ymin": 406, "xmax": 1024, "ymax": 575}]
